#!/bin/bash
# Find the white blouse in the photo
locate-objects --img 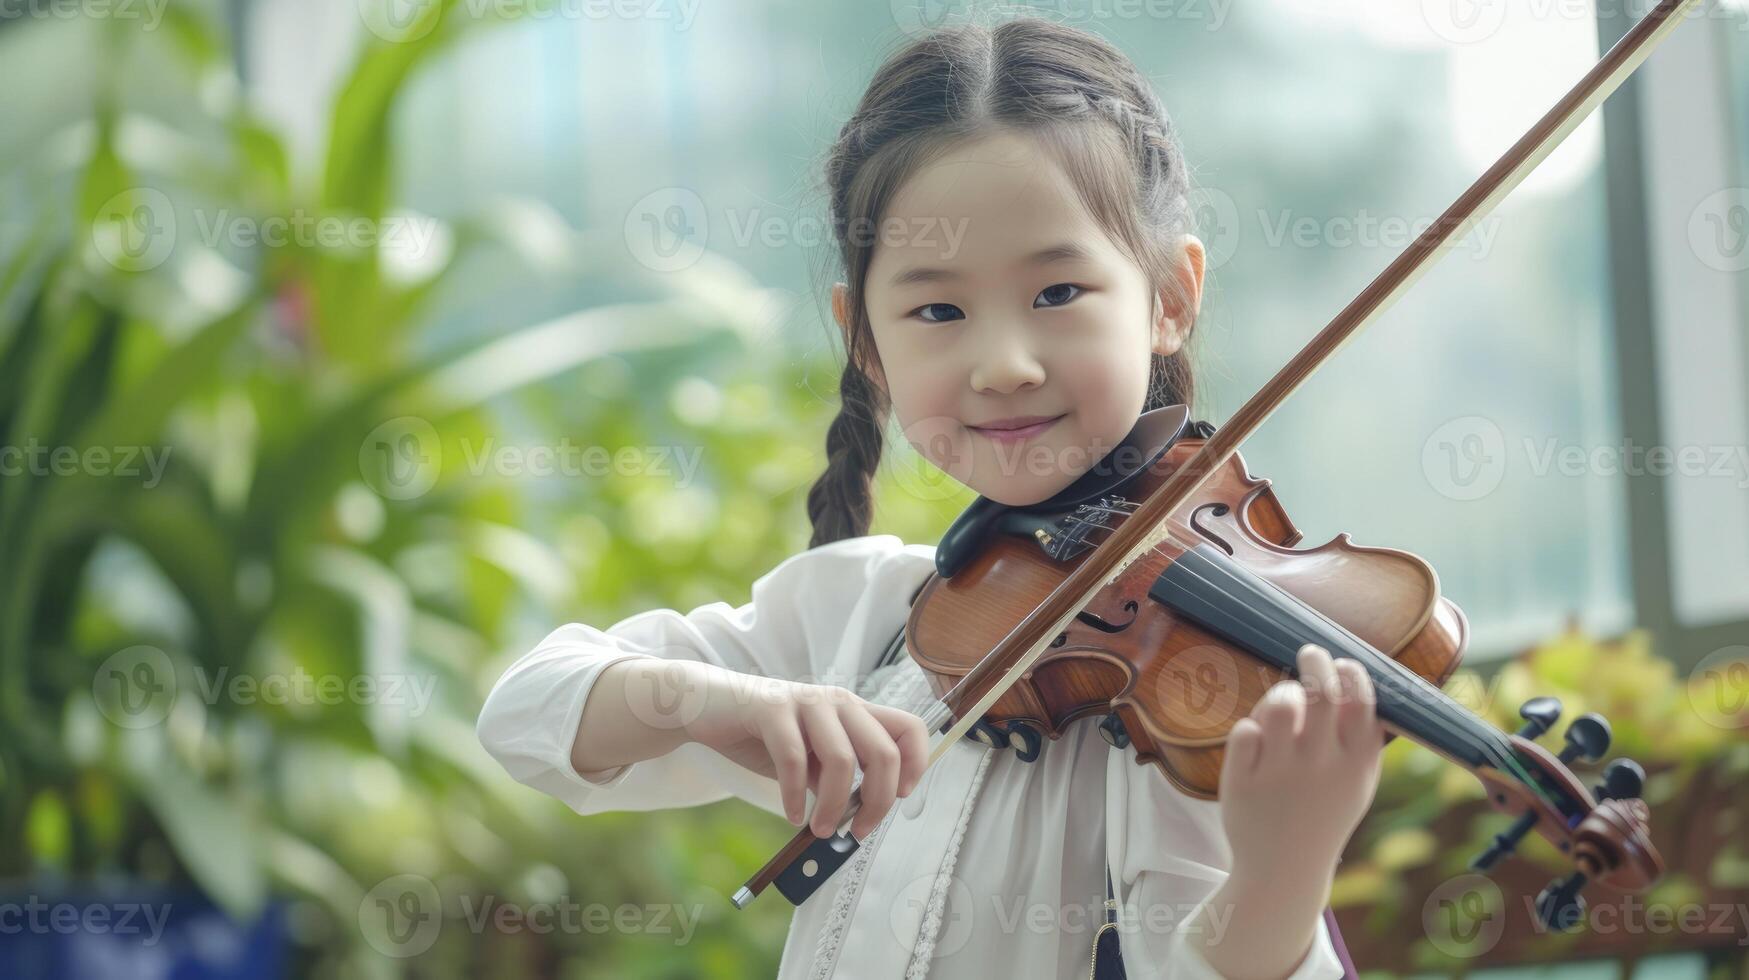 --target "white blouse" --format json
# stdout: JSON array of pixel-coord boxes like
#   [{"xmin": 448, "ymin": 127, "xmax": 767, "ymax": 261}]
[{"xmin": 477, "ymin": 533, "xmax": 1347, "ymax": 980}]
